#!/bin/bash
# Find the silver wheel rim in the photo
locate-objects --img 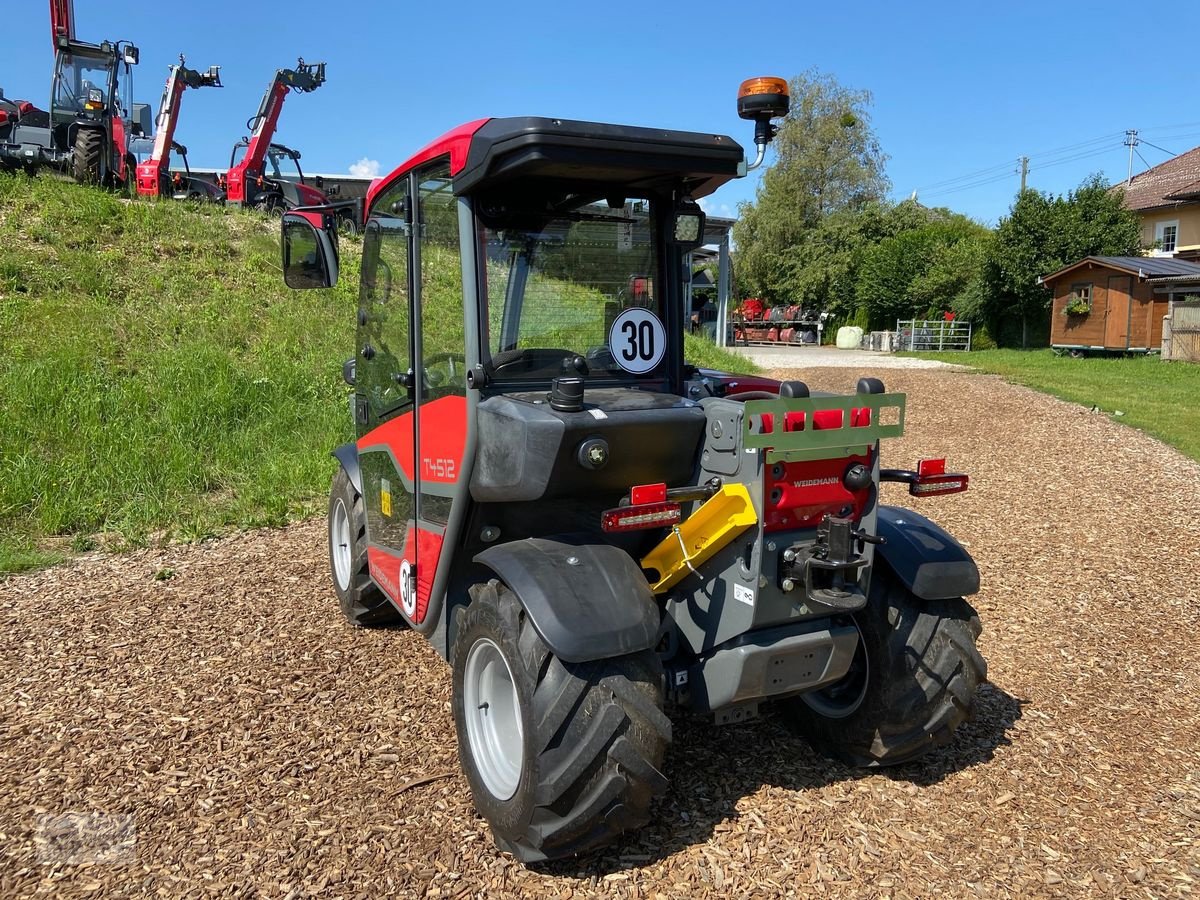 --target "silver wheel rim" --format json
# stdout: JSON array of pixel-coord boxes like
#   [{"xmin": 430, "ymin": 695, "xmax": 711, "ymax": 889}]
[
  {"xmin": 330, "ymin": 498, "xmax": 352, "ymax": 592},
  {"xmin": 801, "ymin": 621, "xmax": 870, "ymax": 719},
  {"xmin": 463, "ymin": 638, "xmax": 523, "ymax": 800}
]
